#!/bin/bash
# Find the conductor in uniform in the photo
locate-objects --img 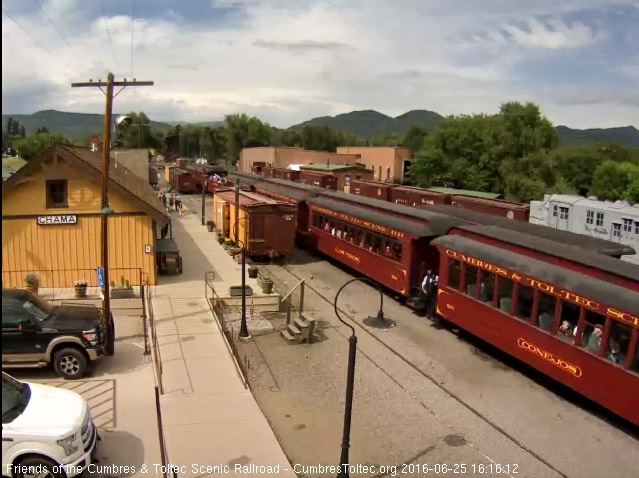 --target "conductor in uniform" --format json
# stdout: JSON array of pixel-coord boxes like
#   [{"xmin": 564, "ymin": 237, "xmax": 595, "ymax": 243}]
[{"xmin": 422, "ymin": 269, "xmax": 439, "ymax": 319}]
